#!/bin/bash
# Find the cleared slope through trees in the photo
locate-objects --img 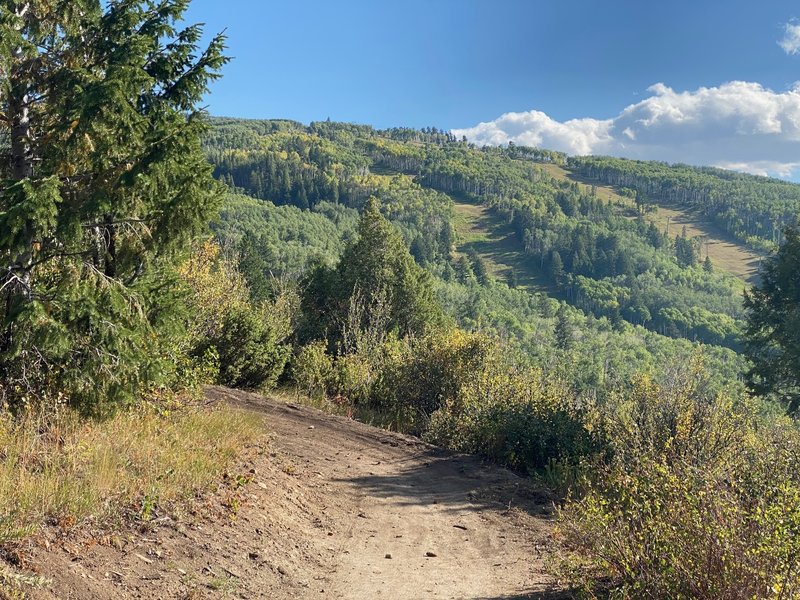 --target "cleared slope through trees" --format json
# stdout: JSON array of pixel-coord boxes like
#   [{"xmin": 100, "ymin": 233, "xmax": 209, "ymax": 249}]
[
  {"xmin": 453, "ymin": 195, "xmax": 555, "ymax": 293},
  {"xmin": 12, "ymin": 387, "xmax": 564, "ymax": 600},
  {"xmin": 538, "ymin": 163, "xmax": 761, "ymax": 283}
]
